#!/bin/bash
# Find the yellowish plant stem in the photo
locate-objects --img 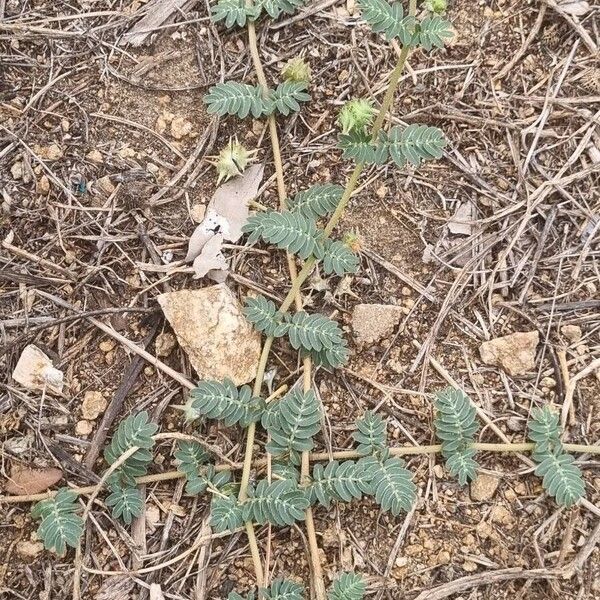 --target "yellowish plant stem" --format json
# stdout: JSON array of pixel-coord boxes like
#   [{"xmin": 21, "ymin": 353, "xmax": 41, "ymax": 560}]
[
  {"xmin": 5, "ymin": 441, "xmax": 600, "ymax": 506},
  {"xmin": 244, "ymin": 15, "xmax": 323, "ymax": 595}
]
